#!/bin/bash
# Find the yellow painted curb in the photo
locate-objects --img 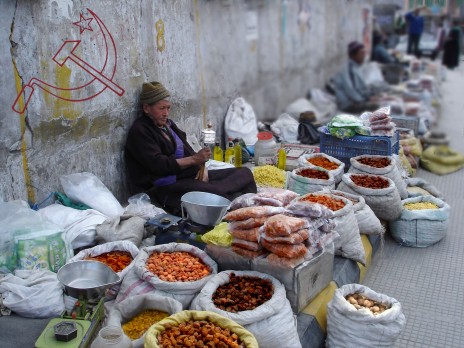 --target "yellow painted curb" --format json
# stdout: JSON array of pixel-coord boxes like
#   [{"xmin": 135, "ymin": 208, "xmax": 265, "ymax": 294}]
[
  {"xmin": 358, "ymin": 234, "xmax": 373, "ymax": 282},
  {"xmin": 301, "ymin": 281, "xmax": 338, "ymax": 332}
]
